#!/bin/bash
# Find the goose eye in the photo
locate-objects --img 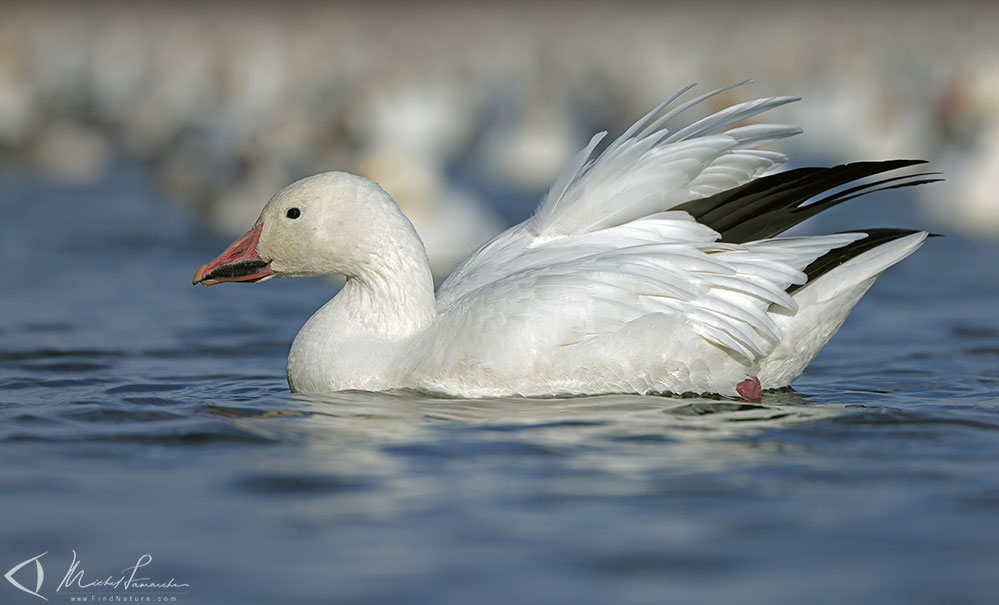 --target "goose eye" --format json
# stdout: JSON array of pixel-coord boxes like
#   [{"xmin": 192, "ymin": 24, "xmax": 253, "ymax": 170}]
[{"xmin": 286, "ymin": 208, "xmax": 301, "ymax": 219}]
